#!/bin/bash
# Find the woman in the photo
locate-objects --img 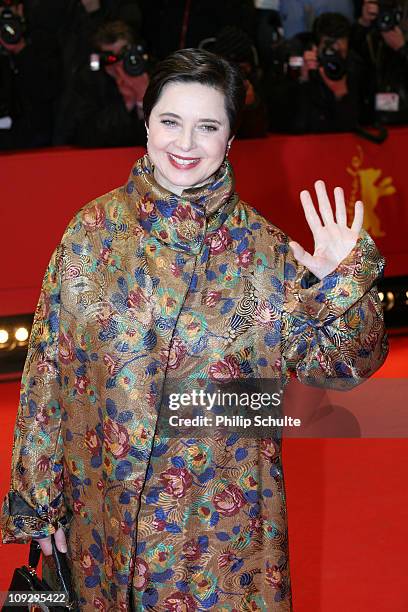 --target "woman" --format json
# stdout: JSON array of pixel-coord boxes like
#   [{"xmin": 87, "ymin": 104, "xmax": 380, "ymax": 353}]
[{"xmin": 1, "ymin": 49, "xmax": 387, "ymax": 611}]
